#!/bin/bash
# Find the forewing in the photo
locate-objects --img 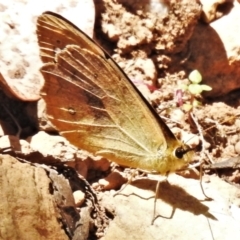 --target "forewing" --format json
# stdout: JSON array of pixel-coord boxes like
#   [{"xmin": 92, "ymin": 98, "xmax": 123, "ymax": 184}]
[
  {"xmin": 37, "ymin": 12, "xmax": 103, "ymax": 63},
  {"xmin": 38, "ymin": 12, "xmax": 172, "ymax": 166}
]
